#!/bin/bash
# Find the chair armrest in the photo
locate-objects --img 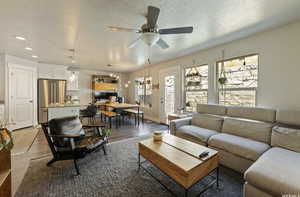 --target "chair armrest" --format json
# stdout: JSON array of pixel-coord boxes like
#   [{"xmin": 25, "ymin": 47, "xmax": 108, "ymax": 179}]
[
  {"xmin": 48, "ymin": 134, "xmax": 82, "ymax": 138},
  {"xmin": 41, "ymin": 122, "xmax": 49, "ymax": 126},
  {"xmin": 169, "ymin": 117, "xmax": 192, "ymax": 135},
  {"xmin": 82, "ymin": 124, "xmax": 105, "ymax": 128}
]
